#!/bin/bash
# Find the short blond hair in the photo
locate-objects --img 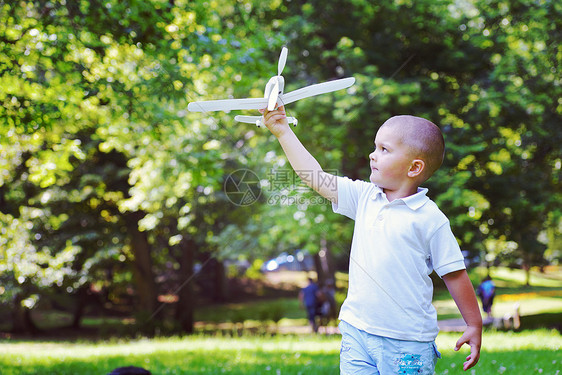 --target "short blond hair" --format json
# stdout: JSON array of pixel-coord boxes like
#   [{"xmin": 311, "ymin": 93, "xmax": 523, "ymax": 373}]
[{"xmin": 382, "ymin": 115, "xmax": 444, "ymax": 181}]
